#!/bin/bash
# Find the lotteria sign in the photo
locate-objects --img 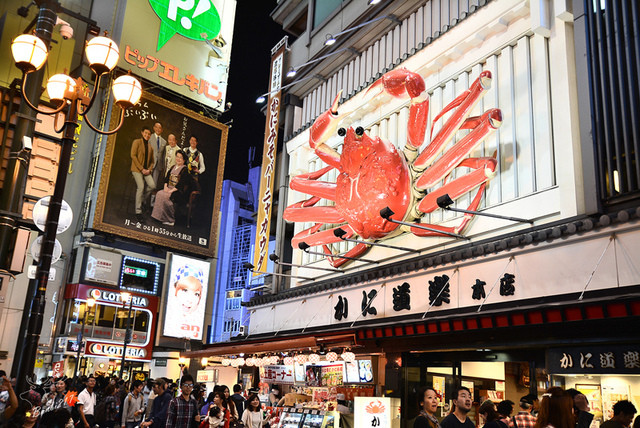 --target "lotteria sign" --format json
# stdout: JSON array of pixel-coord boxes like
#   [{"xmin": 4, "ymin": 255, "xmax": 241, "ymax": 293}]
[
  {"xmin": 87, "ymin": 342, "xmax": 148, "ymax": 361},
  {"xmin": 89, "ymin": 289, "xmax": 149, "ymax": 308}
]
